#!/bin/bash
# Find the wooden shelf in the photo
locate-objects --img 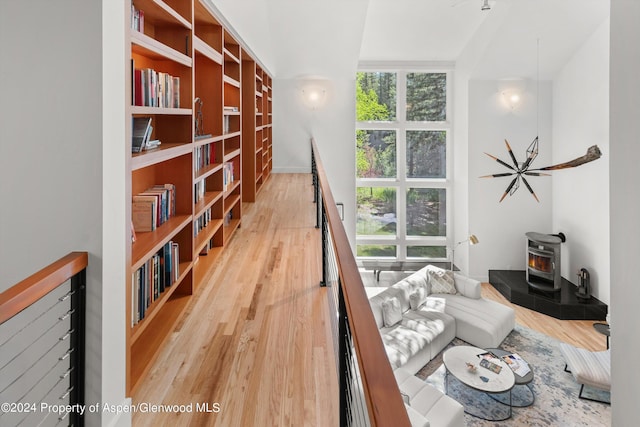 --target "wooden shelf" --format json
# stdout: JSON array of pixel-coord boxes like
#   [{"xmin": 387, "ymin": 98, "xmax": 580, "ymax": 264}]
[
  {"xmin": 132, "ymin": 215, "xmax": 192, "ymax": 270},
  {"xmin": 194, "ymin": 191, "xmax": 223, "ymax": 217},
  {"xmin": 194, "ymin": 35, "xmax": 223, "ymax": 64},
  {"xmin": 131, "ymin": 106, "xmax": 192, "ymax": 115},
  {"xmin": 194, "ymin": 219, "xmax": 224, "ymax": 254},
  {"xmin": 132, "ymin": 143, "xmax": 192, "ymax": 170},
  {"xmin": 126, "ymin": 0, "xmax": 271, "ymax": 394},
  {"xmin": 133, "ymin": 0, "xmax": 192, "ymax": 29},
  {"xmin": 130, "ymin": 261, "xmax": 192, "ymax": 343},
  {"xmin": 131, "ymin": 30, "xmax": 192, "ymax": 67},
  {"xmin": 194, "ymin": 162, "xmax": 223, "ymax": 181},
  {"xmin": 129, "ymin": 280, "xmax": 192, "ymax": 393}
]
